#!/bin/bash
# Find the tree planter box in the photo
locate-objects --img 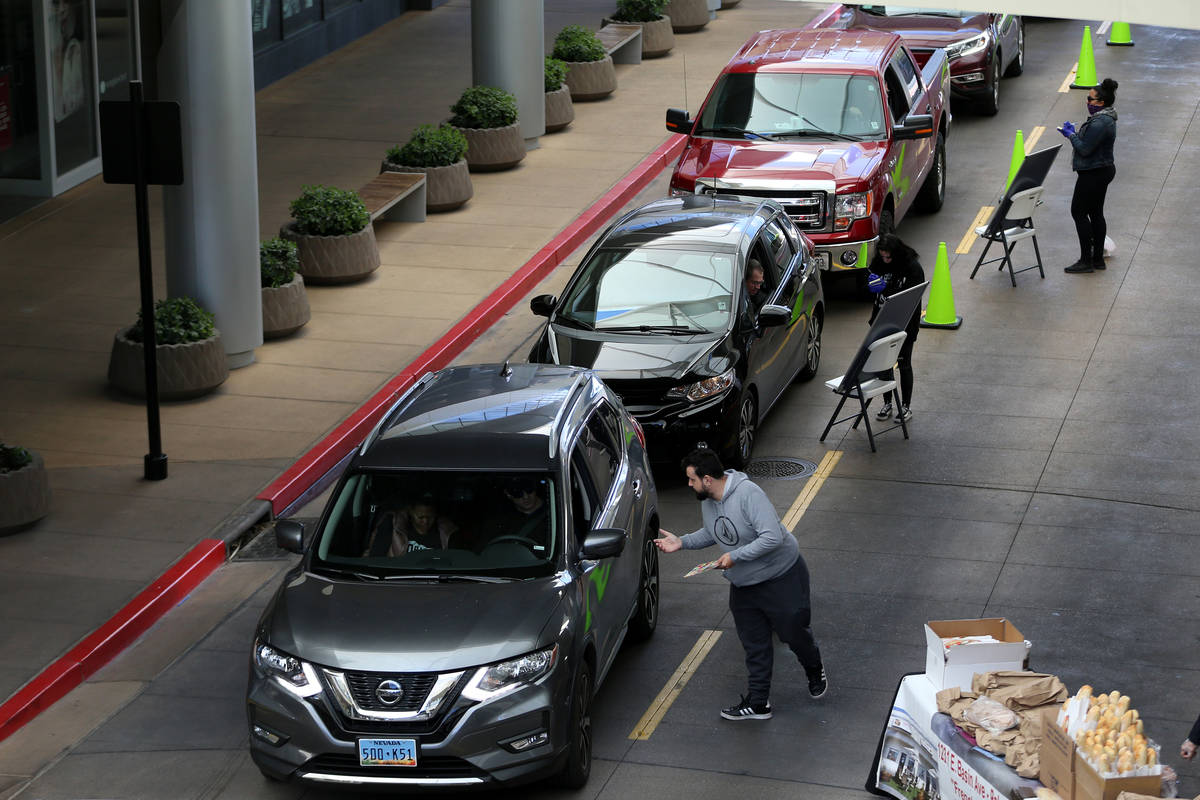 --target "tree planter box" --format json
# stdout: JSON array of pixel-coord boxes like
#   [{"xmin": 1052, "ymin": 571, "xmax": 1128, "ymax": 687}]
[
  {"xmin": 280, "ymin": 222, "xmax": 380, "ymax": 284},
  {"xmin": 602, "ymin": 16, "xmax": 674, "ymax": 58},
  {"xmin": 262, "ymin": 273, "xmax": 311, "ymax": 339},
  {"xmin": 453, "ymin": 122, "xmax": 526, "ymax": 172},
  {"xmin": 381, "ymin": 159, "xmax": 473, "ymax": 212},
  {"xmin": 564, "ymin": 55, "xmax": 617, "ymax": 101},
  {"xmin": 665, "ymin": 0, "xmax": 709, "ymax": 32},
  {"xmin": 108, "ymin": 328, "xmax": 229, "ymax": 400},
  {"xmin": 0, "ymin": 452, "xmax": 51, "ymax": 536},
  {"xmin": 545, "ymin": 84, "xmax": 575, "ymax": 132}
]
